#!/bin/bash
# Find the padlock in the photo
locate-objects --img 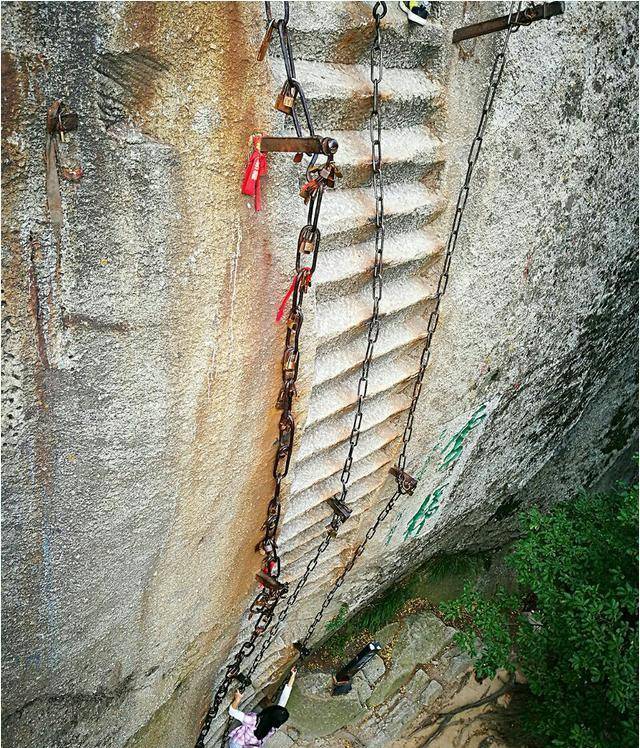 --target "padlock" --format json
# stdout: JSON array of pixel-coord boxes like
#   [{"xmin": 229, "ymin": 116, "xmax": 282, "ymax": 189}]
[
  {"xmin": 274, "ymin": 82, "xmax": 295, "ymax": 115},
  {"xmin": 299, "ymin": 178, "xmax": 319, "ymax": 204},
  {"xmin": 298, "ymin": 227, "xmax": 318, "ymax": 255},
  {"xmin": 282, "ymin": 347, "xmax": 299, "ymax": 380},
  {"xmin": 299, "ymin": 268, "xmax": 312, "ymax": 292},
  {"xmin": 287, "ymin": 310, "xmax": 303, "ymax": 332},
  {"xmin": 57, "ymin": 104, "xmax": 78, "ymax": 142},
  {"xmin": 58, "ymin": 106, "xmax": 79, "ymax": 134},
  {"xmin": 328, "ymin": 496, "xmax": 352, "ymax": 523},
  {"xmin": 389, "ymin": 467, "xmax": 418, "ymax": 495},
  {"xmin": 257, "ymin": 19, "xmax": 276, "ymax": 61},
  {"xmin": 276, "ymin": 381, "xmax": 296, "ymax": 410}
]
